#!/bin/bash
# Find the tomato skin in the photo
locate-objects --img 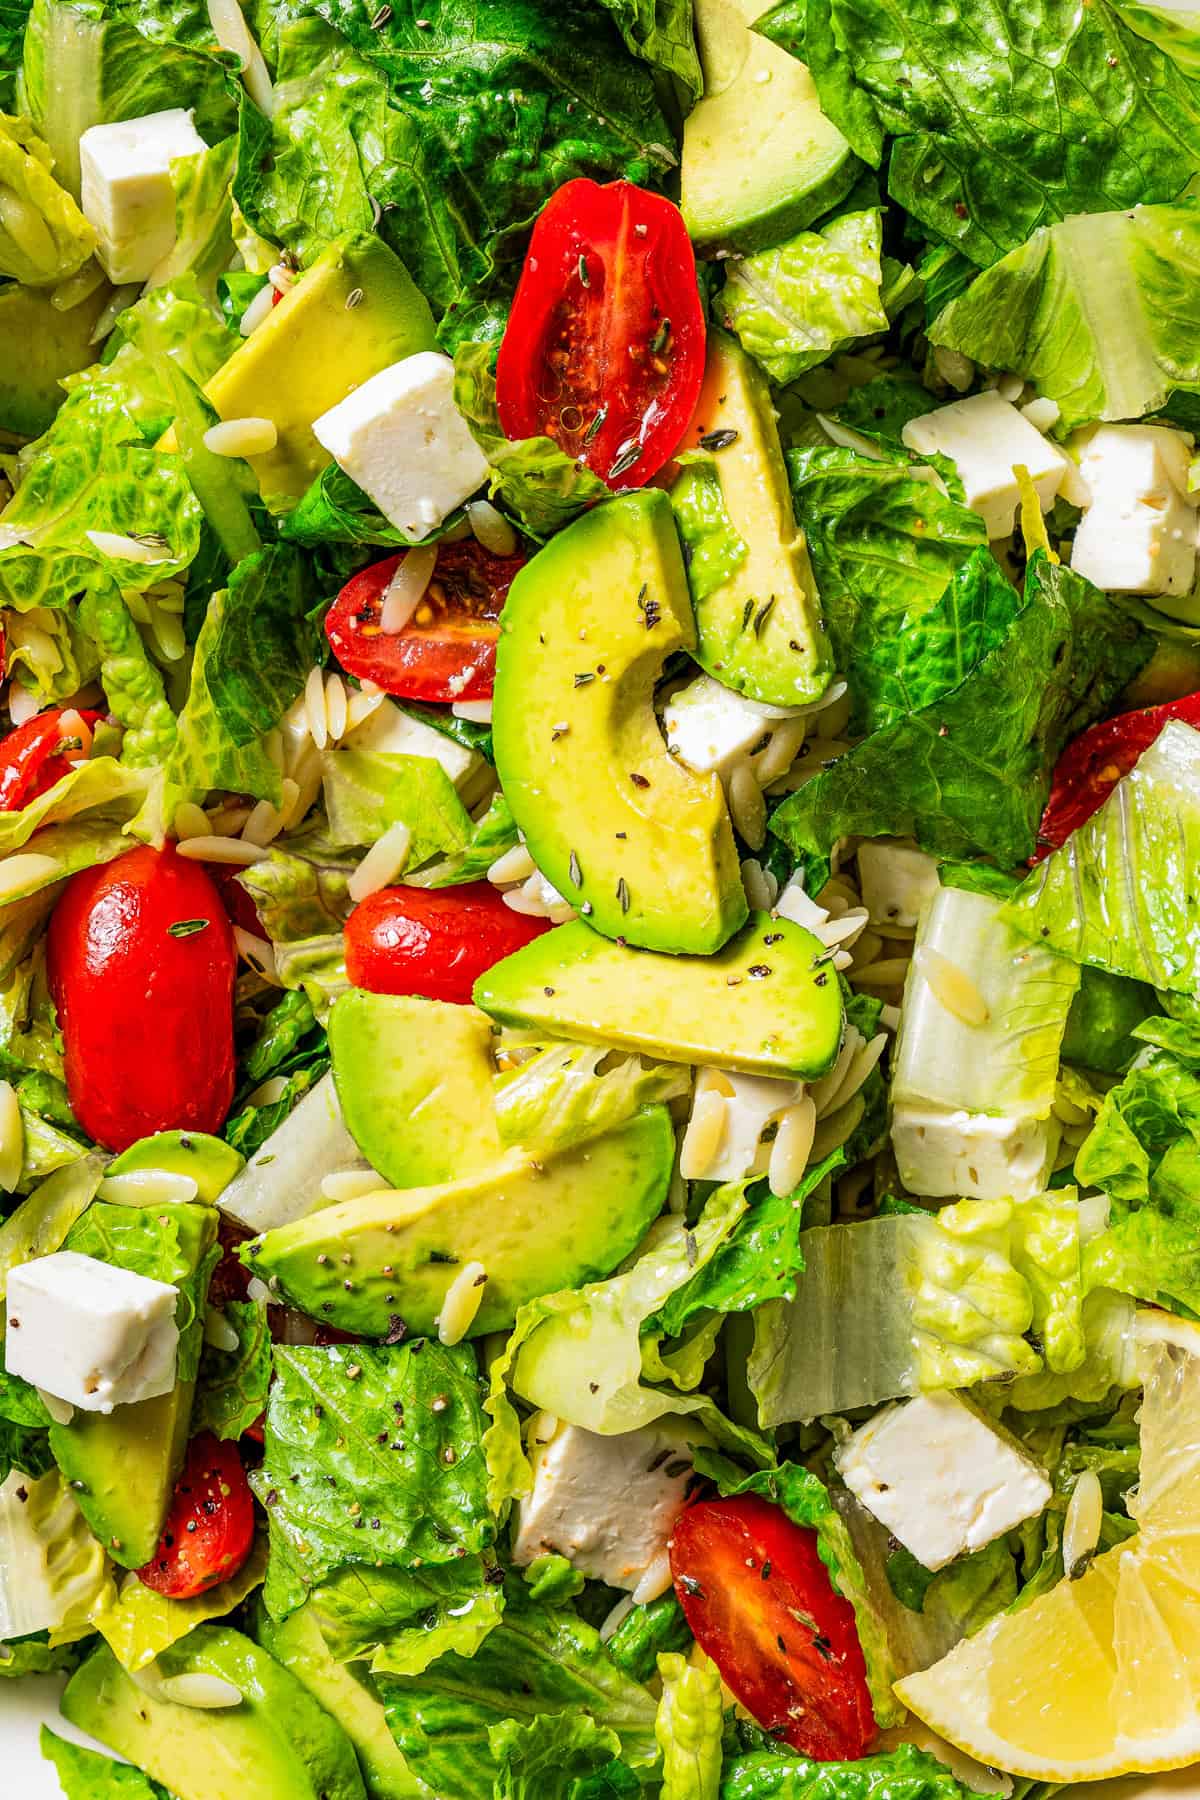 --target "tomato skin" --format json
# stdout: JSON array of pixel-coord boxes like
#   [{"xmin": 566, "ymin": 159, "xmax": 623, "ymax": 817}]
[
  {"xmin": 495, "ymin": 179, "xmax": 705, "ymax": 489},
  {"xmin": 136, "ymin": 1434, "xmax": 256, "ymax": 1599},
  {"xmin": 1037, "ymin": 689, "xmax": 1200, "ymax": 857},
  {"xmin": 0, "ymin": 708, "xmax": 103, "ymax": 812},
  {"xmin": 46, "ymin": 845, "xmax": 237, "ymax": 1152},
  {"xmin": 670, "ymin": 1494, "xmax": 874, "ymax": 1761},
  {"xmin": 325, "ymin": 539, "xmax": 525, "ymax": 703},
  {"xmin": 344, "ymin": 882, "xmax": 551, "ymax": 1004}
]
